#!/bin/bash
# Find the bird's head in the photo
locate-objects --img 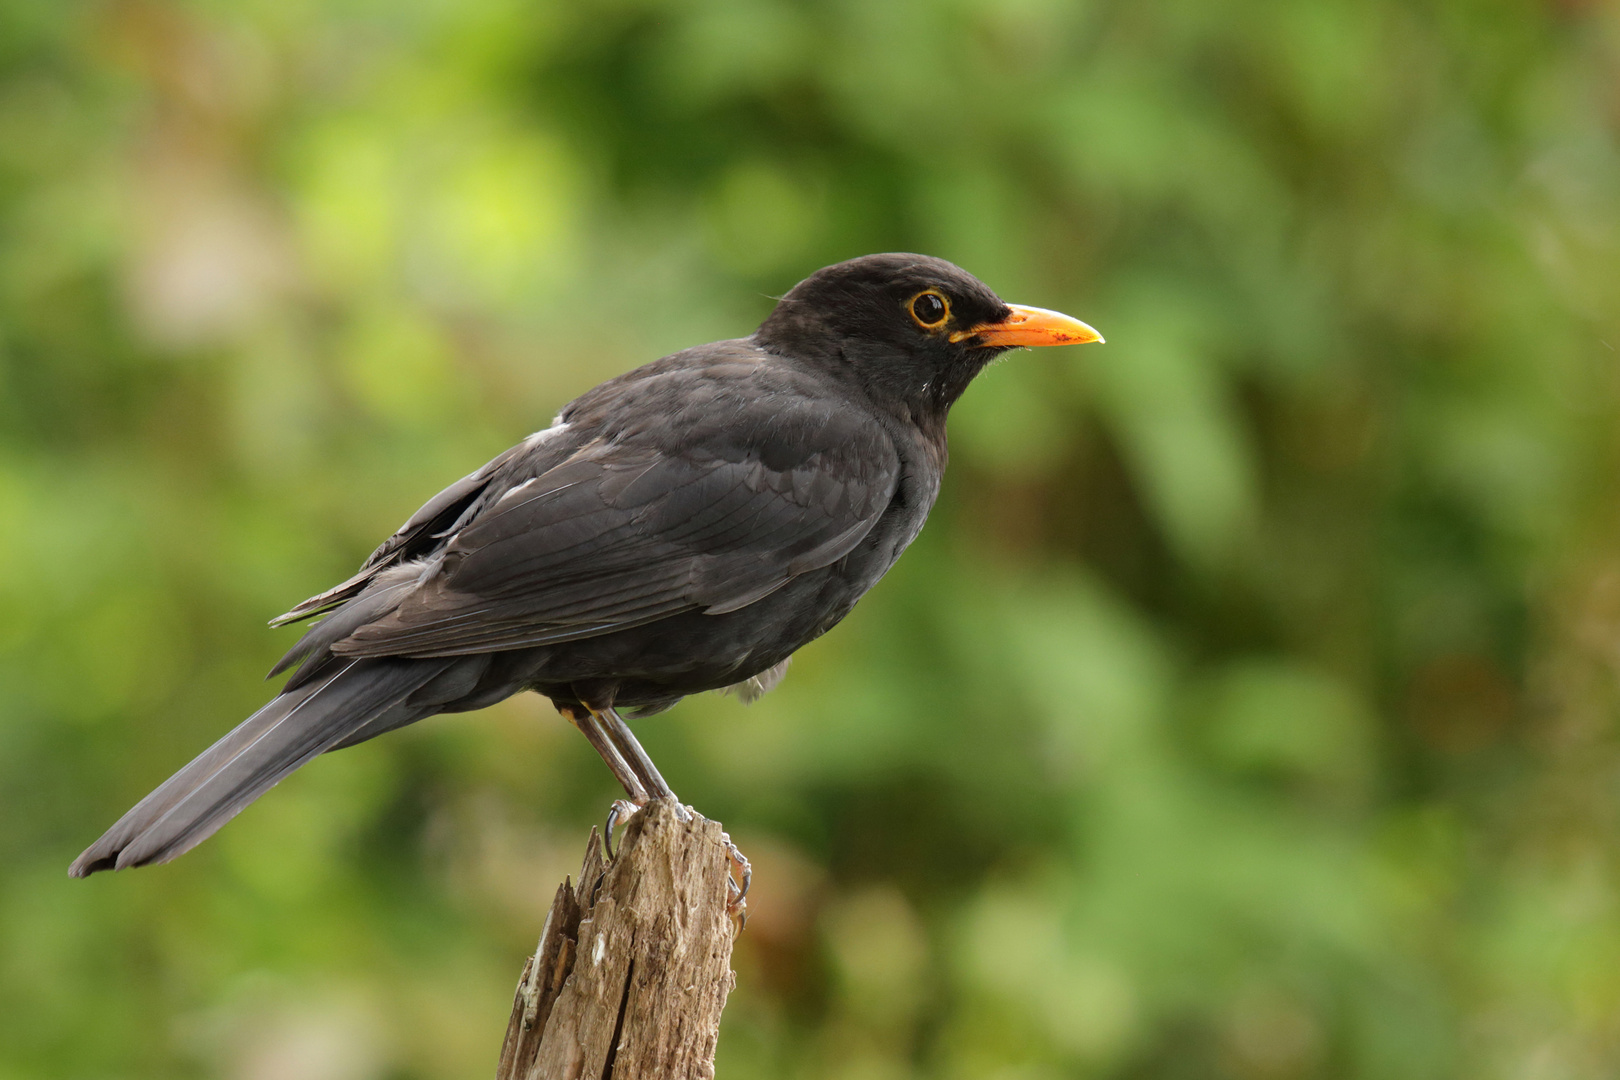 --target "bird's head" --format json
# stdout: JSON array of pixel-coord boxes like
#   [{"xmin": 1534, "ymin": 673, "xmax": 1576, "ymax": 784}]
[{"xmin": 755, "ymin": 253, "xmax": 1102, "ymax": 418}]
